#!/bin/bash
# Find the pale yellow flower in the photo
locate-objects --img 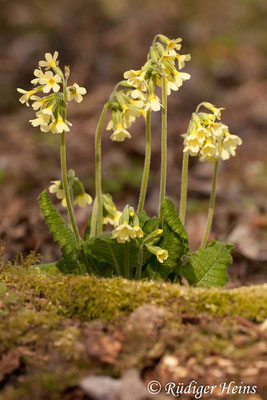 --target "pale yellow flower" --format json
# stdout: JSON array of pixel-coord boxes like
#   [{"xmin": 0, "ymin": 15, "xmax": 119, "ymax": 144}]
[
  {"xmin": 29, "ymin": 111, "xmax": 51, "ymax": 127},
  {"xmin": 212, "ymin": 123, "xmax": 225, "ymax": 138},
  {"xmin": 41, "ymin": 105, "xmax": 54, "ymax": 116},
  {"xmin": 39, "ymin": 51, "xmax": 59, "ymax": 70},
  {"xmin": 124, "ymin": 70, "xmax": 147, "ymax": 91},
  {"xmin": 123, "ymin": 69, "xmax": 141, "ymax": 80},
  {"xmin": 122, "ymin": 104, "xmax": 140, "ymax": 128},
  {"xmin": 74, "ymin": 193, "xmax": 92, "ymax": 208},
  {"xmin": 221, "ymin": 134, "xmax": 242, "ymax": 160},
  {"xmin": 183, "ymin": 133, "xmax": 201, "ymax": 156},
  {"xmin": 17, "ymin": 88, "xmax": 36, "ymax": 106},
  {"xmin": 61, "ymin": 198, "xmax": 67, "ymax": 207},
  {"xmin": 145, "ymin": 94, "xmax": 162, "ymax": 112},
  {"xmin": 31, "ymin": 68, "xmax": 46, "ymax": 85},
  {"xmin": 173, "ymin": 70, "xmax": 191, "ymax": 87},
  {"xmin": 67, "ymin": 83, "xmax": 87, "ymax": 103},
  {"xmin": 31, "ymin": 95, "xmax": 47, "ymax": 111},
  {"xmin": 146, "ymin": 244, "xmax": 169, "ymax": 263},
  {"xmin": 156, "ymin": 249, "xmax": 169, "ymax": 263},
  {"xmin": 106, "ymin": 120, "xmax": 114, "ymax": 131},
  {"xmin": 129, "ymin": 99, "xmax": 144, "ymax": 108},
  {"xmin": 200, "ymin": 103, "xmax": 225, "ymax": 120},
  {"xmin": 103, "ymin": 211, "xmax": 122, "ymax": 227},
  {"xmin": 112, "ymin": 221, "xmax": 137, "ymax": 243},
  {"xmin": 166, "ymin": 38, "xmax": 182, "ymax": 52},
  {"xmin": 54, "ymin": 187, "xmax": 67, "ymax": 207},
  {"xmin": 176, "ymin": 54, "xmax": 191, "ymax": 69},
  {"xmin": 133, "ymin": 225, "xmax": 144, "ymax": 239},
  {"xmin": 166, "ymin": 80, "xmax": 179, "ymax": 95},
  {"xmin": 110, "ymin": 124, "xmax": 131, "ymax": 142},
  {"xmin": 49, "ymin": 180, "xmax": 61, "ymax": 194},
  {"xmin": 49, "ymin": 116, "xmax": 70, "ymax": 134},
  {"xmin": 130, "ymin": 89, "xmax": 147, "ymax": 101},
  {"xmin": 161, "ymin": 50, "xmax": 176, "ymax": 64},
  {"xmin": 200, "ymin": 142, "xmax": 219, "ymax": 162},
  {"xmin": 39, "ymin": 71, "xmax": 61, "ymax": 93}
]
